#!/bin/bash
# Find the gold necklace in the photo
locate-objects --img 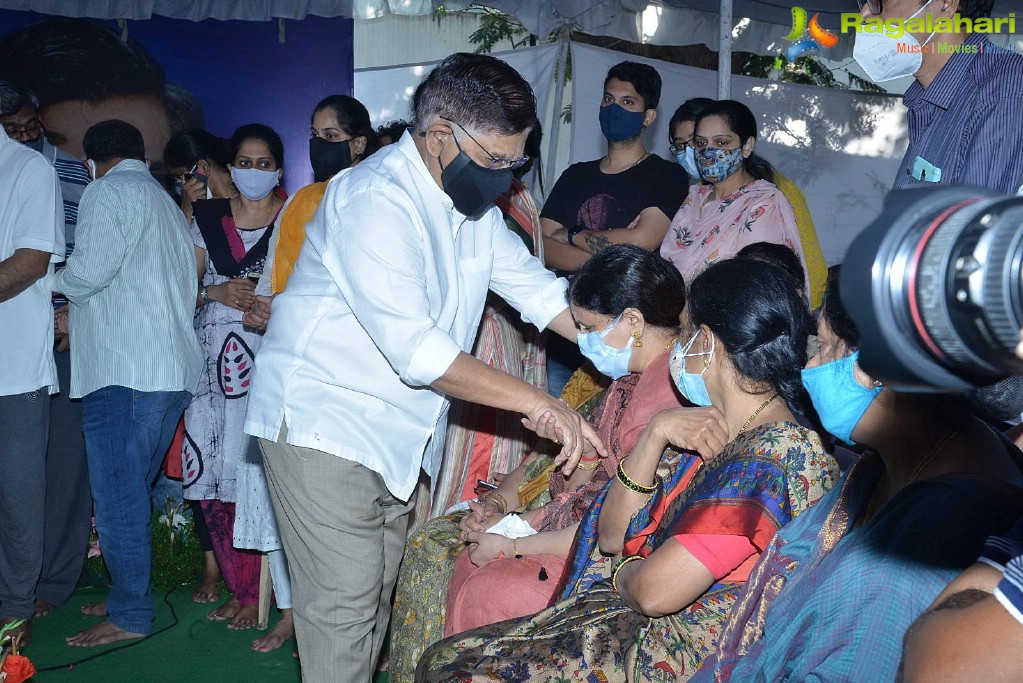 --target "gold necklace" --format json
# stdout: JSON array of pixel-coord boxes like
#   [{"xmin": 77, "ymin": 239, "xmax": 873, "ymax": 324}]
[
  {"xmin": 603, "ymin": 152, "xmax": 649, "ymax": 173},
  {"xmin": 739, "ymin": 394, "xmax": 778, "ymax": 435},
  {"xmin": 664, "ymin": 336, "xmax": 678, "ymax": 351}
]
